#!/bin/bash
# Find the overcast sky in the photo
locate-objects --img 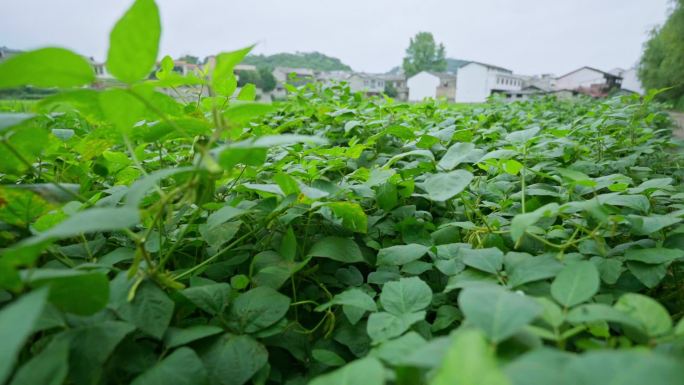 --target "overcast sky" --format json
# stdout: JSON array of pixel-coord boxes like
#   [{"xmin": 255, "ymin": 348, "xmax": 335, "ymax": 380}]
[{"xmin": 0, "ymin": 0, "xmax": 674, "ymax": 75}]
